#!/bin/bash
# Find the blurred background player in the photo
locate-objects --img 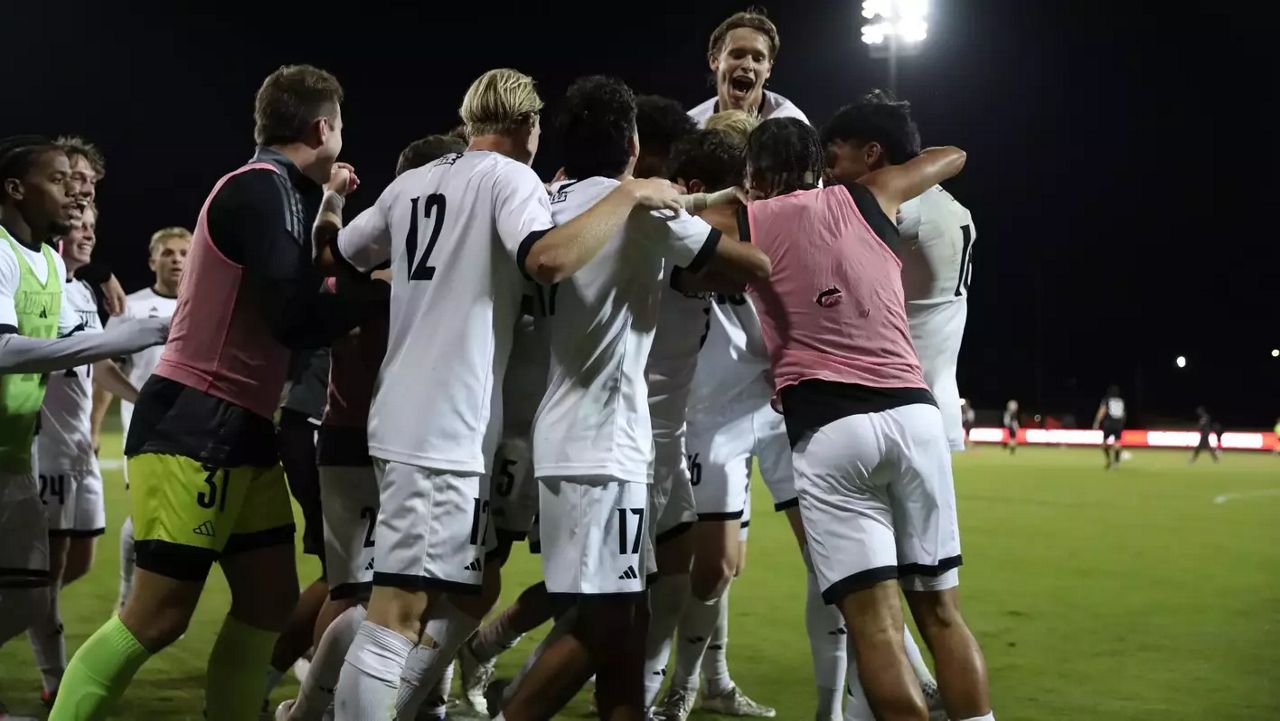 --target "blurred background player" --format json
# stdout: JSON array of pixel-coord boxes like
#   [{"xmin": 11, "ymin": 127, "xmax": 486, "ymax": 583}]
[
  {"xmin": 688, "ymin": 9, "xmax": 807, "ymax": 126},
  {"xmin": 275, "ymin": 133, "xmax": 464, "ymax": 721},
  {"xmin": 92, "ymin": 226, "xmax": 190, "ymax": 609},
  {"xmin": 1092, "ymin": 386, "xmax": 1126, "ymax": 469},
  {"xmin": 960, "ymin": 399, "xmax": 976, "ymax": 441},
  {"xmin": 29, "ymin": 204, "xmax": 142, "ymax": 708},
  {"xmin": 1190, "ymin": 407, "xmax": 1220, "ymax": 464},
  {"xmin": 742, "ymin": 116, "xmax": 992, "ymax": 721},
  {"xmin": 1003, "ymin": 400, "xmax": 1020, "ymax": 454}
]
